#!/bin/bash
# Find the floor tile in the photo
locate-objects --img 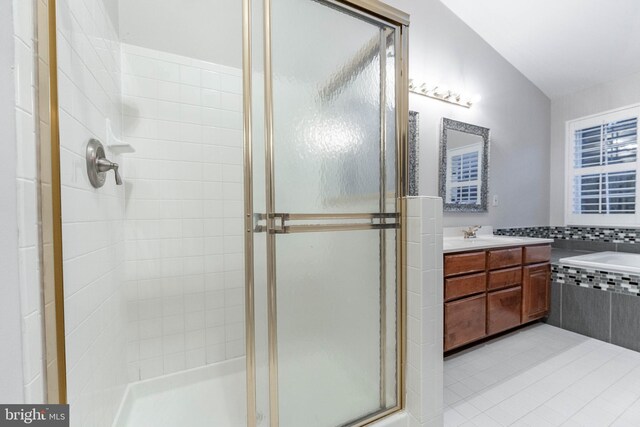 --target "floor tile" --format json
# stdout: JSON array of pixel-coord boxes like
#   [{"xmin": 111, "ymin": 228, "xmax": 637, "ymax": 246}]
[
  {"xmin": 449, "ymin": 400, "xmax": 482, "ymax": 420},
  {"xmin": 444, "ymin": 407, "xmax": 468, "ymax": 427},
  {"xmin": 465, "ymin": 413, "xmax": 503, "ymax": 427},
  {"xmin": 445, "ymin": 386, "xmax": 464, "ymax": 406},
  {"xmin": 444, "ymin": 324, "xmax": 640, "ymax": 427}
]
